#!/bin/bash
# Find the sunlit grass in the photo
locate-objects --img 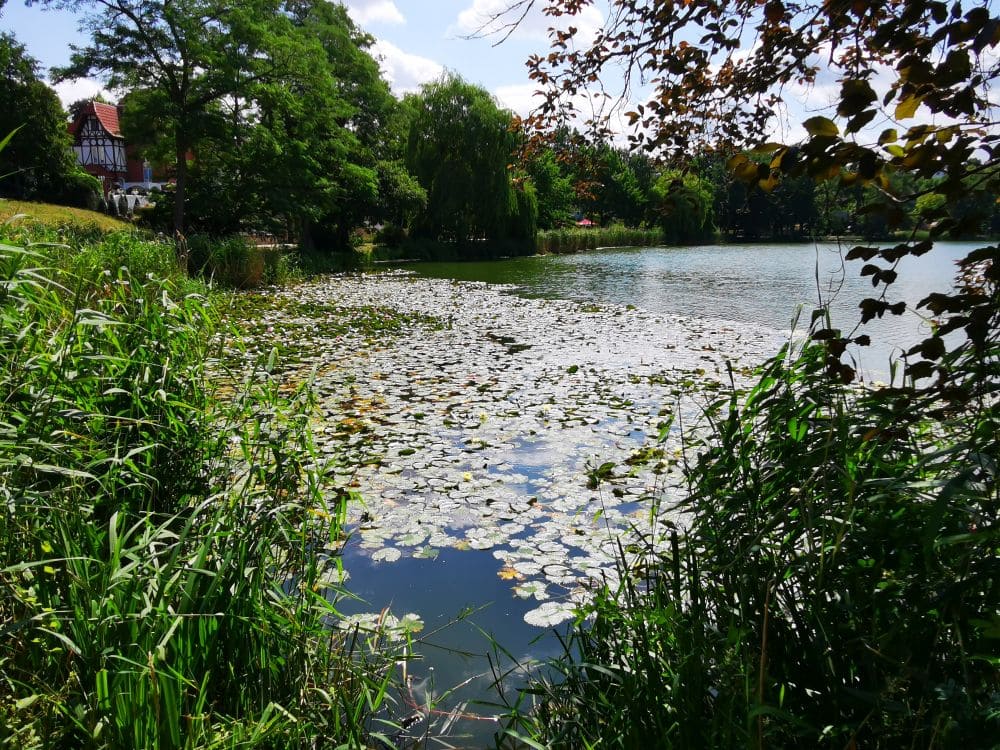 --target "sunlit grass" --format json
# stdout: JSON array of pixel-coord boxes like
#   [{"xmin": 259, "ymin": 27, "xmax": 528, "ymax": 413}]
[
  {"xmin": 0, "ymin": 225, "xmax": 398, "ymax": 748},
  {"xmin": 0, "ymin": 198, "xmax": 131, "ymax": 233}
]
